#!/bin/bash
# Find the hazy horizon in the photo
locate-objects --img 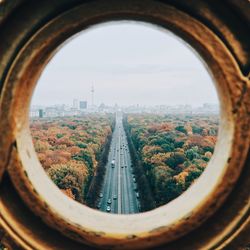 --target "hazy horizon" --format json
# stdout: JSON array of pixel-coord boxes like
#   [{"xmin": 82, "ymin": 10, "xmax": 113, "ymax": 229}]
[
  {"xmin": 30, "ymin": 102, "xmax": 218, "ymax": 109},
  {"xmin": 31, "ymin": 21, "xmax": 219, "ymax": 107}
]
